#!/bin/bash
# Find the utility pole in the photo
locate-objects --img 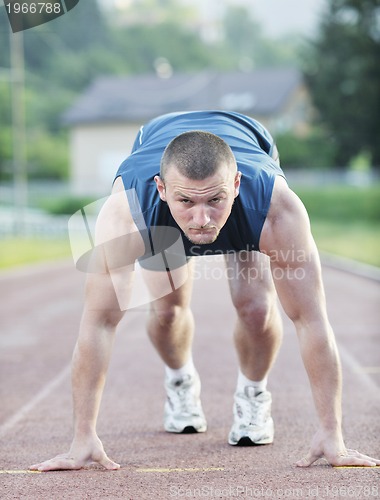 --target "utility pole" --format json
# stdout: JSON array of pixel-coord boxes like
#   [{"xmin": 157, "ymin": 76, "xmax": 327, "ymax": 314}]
[{"xmin": 10, "ymin": 26, "xmax": 27, "ymax": 235}]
